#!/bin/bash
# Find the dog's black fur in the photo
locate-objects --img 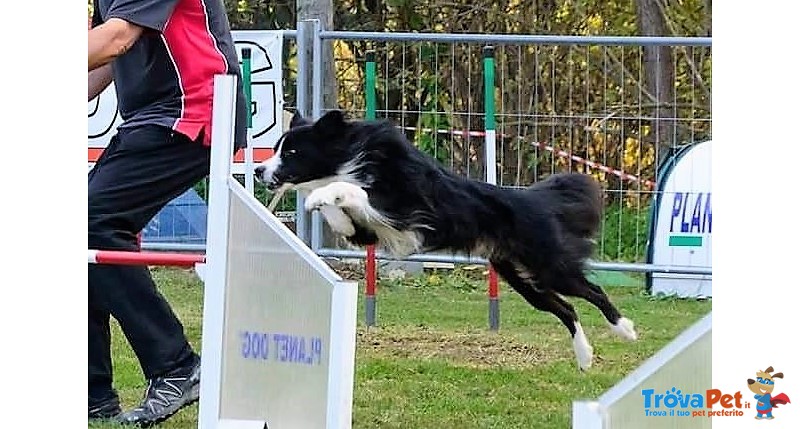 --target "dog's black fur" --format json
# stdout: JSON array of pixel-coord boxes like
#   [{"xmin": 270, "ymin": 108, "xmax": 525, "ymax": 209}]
[{"xmin": 256, "ymin": 110, "xmax": 636, "ymax": 369}]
